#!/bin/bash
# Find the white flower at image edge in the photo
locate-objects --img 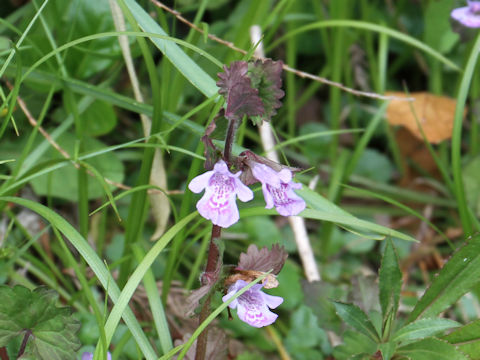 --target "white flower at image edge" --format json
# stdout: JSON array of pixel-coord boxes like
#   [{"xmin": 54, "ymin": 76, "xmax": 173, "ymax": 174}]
[
  {"xmin": 188, "ymin": 160, "xmax": 254, "ymax": 228},
  {"xmin": 222, "ymin": 279, "xmax": 284, "ymax": 328}
]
